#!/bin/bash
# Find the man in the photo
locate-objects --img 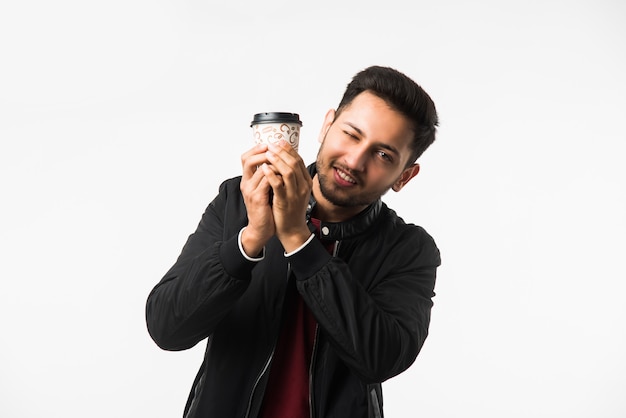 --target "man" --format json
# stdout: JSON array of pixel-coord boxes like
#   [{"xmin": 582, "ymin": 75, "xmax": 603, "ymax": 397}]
[{"xmin": 146, "ymin": 65, "xmax": 441, "ymax": 418}]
